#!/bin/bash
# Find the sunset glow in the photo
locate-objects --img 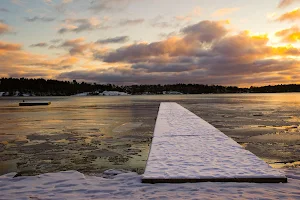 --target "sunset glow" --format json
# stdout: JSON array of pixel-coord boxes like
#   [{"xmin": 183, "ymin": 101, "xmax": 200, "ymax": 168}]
[{"xmin": 0, "ymin": 0, "xmax": 300, "ymax": 86}]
